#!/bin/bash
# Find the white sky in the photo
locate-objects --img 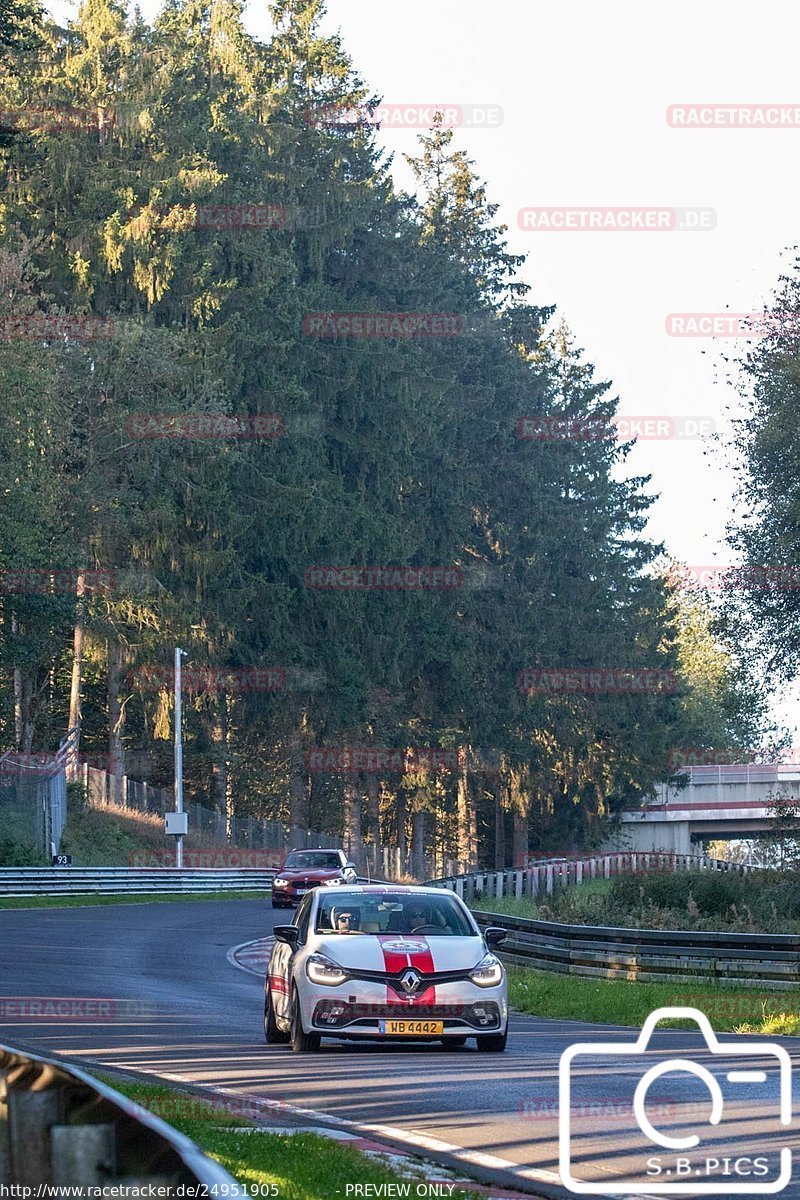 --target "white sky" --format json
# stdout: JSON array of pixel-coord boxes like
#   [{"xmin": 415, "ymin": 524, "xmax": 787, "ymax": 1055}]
[{"xmin": 46, "ymin": 0, "xmax": 800, "ymax": 740}]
